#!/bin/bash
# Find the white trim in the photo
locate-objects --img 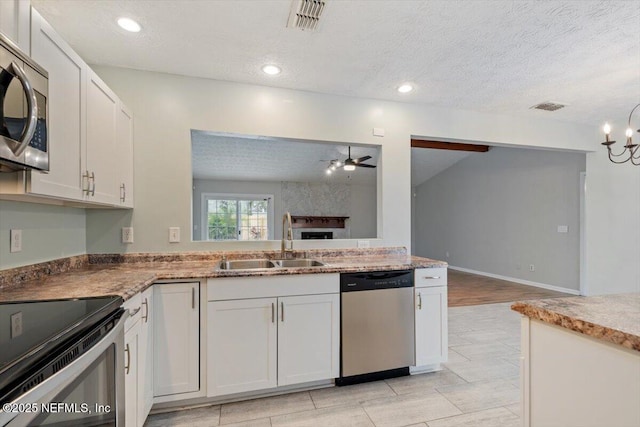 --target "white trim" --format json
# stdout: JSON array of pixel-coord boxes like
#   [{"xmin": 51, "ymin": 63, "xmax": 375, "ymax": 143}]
[
  {"xmin": 201, "ymin": 193, "xmax": 274, "ymax": 241},
  {"xmin": 448, "ymin": 265, "xmax": 580, "ymax": 295}
]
